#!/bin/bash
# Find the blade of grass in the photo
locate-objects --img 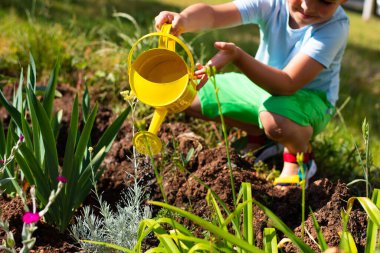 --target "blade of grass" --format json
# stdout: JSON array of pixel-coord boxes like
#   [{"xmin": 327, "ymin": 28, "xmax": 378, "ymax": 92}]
[
  {"xmin": 346, "ymin": 197, "xmax": 380, "ymax": 227},
  {"xmin": 339, "ymin": 231, "xmax": 358, "ymax": 253},
  {"xmin": 309, "ymin": 208, "xmax": 328, "ymax": 251},
  {"xmin": 149, "ymin": 200, "xmax": 265, "ymax": 253},
  {"xmin": 263, "ymin": 228, "xmax": 278, "ymax": 253},
  {"xmin": 364, "ymin": 189, "xmax": 380, "ymax": 253},
  {"xmin": 81, "ymin": 240, "xmax": 133, "ymax": 253},
  {"xmin": 241, "ymin": 183, "xmax": 254, "ymax": 248},
  {"xmin": 252, "ymin": 199, "xmax": 314, "ymax": 253}
]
